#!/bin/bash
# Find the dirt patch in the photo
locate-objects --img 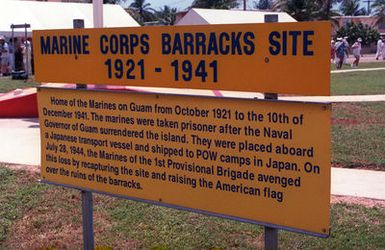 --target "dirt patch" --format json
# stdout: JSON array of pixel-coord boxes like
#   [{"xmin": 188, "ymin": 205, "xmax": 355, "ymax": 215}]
[
  {"xmin": 332, "ymin": 118, "xmax": 385, "ymax": 125},
  {"xmin": 332, "ymin": 102, "xmax": 385, "ymax": 124},
  {"xmin": 4, "ymin": 164, "xmax": 40, "ymax": 174},
  {"xmin": 244, "ymin": 233, "xmax": 263, "ymax": 249},
  {"xmin": 333, "ymin": 162, "xmax": 385, "ymax": 171},
  {"xmin": 331, "ymin": 118, "xmax": 358, "ymax": 125},
  {"xmin": 5, "ymin": 187, "xmax": 83, "ymax": 249},
  {"xmin": 331, "ymin": 195, "xmax": 385, "ymax": 208},
  {"xmin": 332, "ymin": 102, "xmax": 360, "ymax": 115},
  {"xmin": 2, "ymin": 168, "xmax": 140, "ymax": 250}
]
